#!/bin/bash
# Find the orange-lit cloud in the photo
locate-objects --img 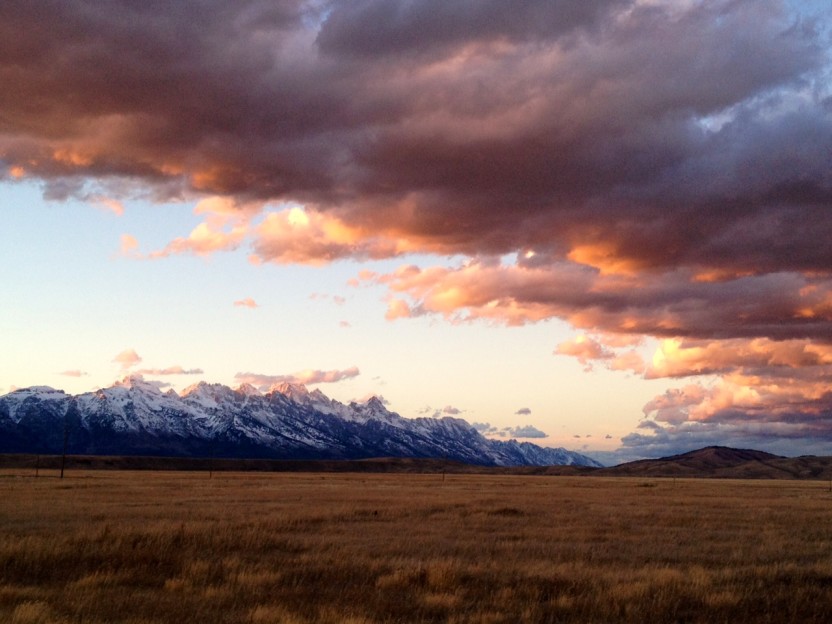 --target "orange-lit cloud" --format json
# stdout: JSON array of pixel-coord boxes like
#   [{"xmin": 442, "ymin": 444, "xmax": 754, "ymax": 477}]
[
  {"xmin": 150, "ymin": 222, "xmax": 247, "ymax": 258},
  {"xmin": 555, "ymin": 335, "xmax": 613, "ymax": 368},
  {"xmin": 147, "ymin": 196, "xmax": 264, "ymax": 259},
  {"xmin": 251, "ymin": 207, "xmax": 408, "ymax": 265},
  {"xmin": 646, "ymin": 338, "xmax": 832, "ymax": 380},
  {"xmin": 119, "ymin": 234, "xmax": 140, "ymax": 257},
  {"xmin": 373, "ymin": 258, "xmax": 832, "ymax": 338},
  {"xmin": 234, "ymin": 367, "xmax": 361, "ymax": 390},
  {"xmin": 609, "ymin": 351, "xmax": 646, "ymax": 374}
]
